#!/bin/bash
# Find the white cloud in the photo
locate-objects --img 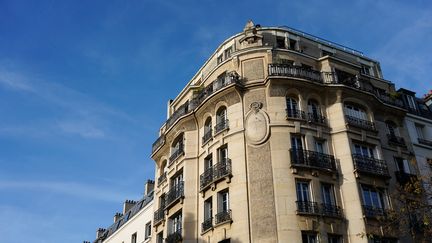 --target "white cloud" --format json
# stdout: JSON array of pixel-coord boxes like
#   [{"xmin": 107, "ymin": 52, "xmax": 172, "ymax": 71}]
[{"xmin": 57, "ymin": 121, "xmax": 105, "ymax": 139}]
